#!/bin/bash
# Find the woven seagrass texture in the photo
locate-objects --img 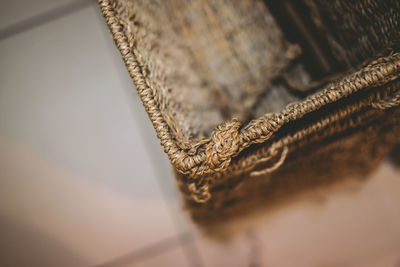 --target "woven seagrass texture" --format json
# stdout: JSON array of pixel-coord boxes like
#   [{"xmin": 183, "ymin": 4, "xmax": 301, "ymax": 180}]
[
  {"xmin": 181, "ymin": 108, "xmax": 400, "ymax": 224},
  {"xmin": 98, "ymin": 0, "xmax": 400, "ymax": 204},
  {"xmin": 306, "ymin": 0, "xmax": 400, "ymax": 67}
]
